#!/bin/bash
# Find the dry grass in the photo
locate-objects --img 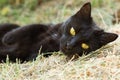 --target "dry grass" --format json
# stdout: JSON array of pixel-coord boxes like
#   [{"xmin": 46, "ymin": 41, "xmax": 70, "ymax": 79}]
[{"xmin": 0, "ymin": 0, "xmax": 120, "ymax": 80}]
